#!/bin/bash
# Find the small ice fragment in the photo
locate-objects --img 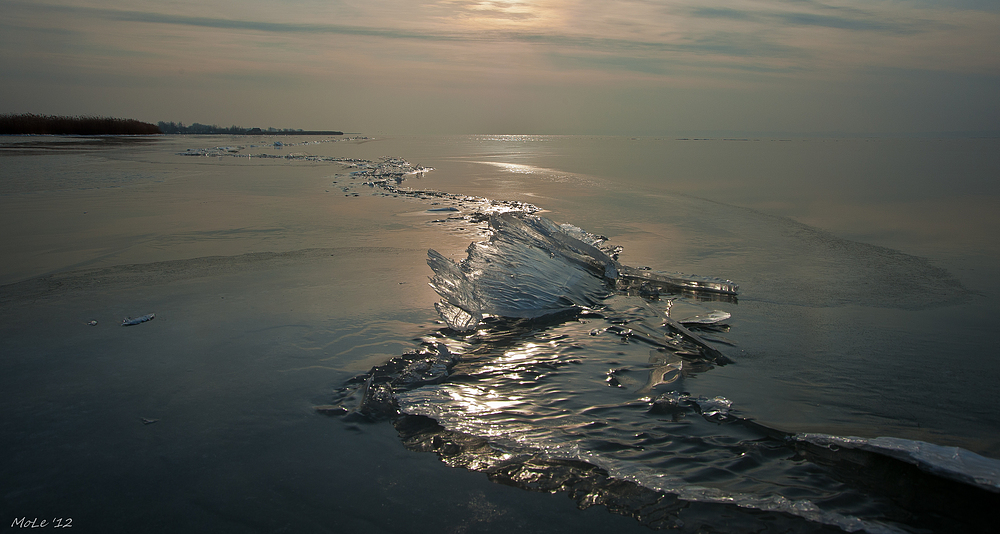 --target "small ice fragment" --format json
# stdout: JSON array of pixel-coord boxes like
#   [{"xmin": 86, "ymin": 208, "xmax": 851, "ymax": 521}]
[
  {"xmin": 314, "ymin": 405, "xmax": 349, "ymax": 416},
  {"xmin": 678, "ymin": 311, "xmax": 731, "ymax": 325},
  {"xmin": 122, "ymin": 313, "xmax": 155, "ymax": 326},
  {"xmin": 619, "ymin": 265, "xmax": 739, "ymax": 295},
  {"xmin": 637, "ymin": 353, "xmax": 683, "ymax": 396},
  {"xmin": 696, "ymin": 396, "xmax": 732, "ymax": 418}
]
